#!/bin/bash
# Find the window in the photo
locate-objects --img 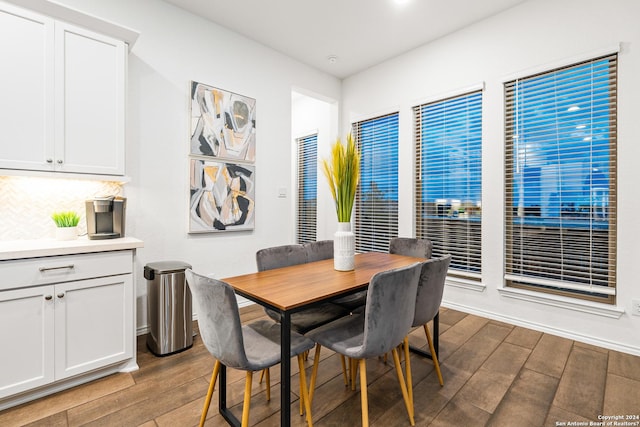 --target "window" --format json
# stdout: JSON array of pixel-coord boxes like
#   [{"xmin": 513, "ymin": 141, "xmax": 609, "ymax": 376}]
[
  {"xmin": 504, "ymin": 54, "xmax": 617, "ymax": 303},
  {"xmin": 353, "ymin": 113, "xmax": 399, "ymax": 253},
  {"xmin": 296, "ymin": 133, "xmax": 317, "ymax": 244},
  {"xmin": 414, "ymin": 91, "xmax": 483, "ymax": 278}
]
